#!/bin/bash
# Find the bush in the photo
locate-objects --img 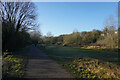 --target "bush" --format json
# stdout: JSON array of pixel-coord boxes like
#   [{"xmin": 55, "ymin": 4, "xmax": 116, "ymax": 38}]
[
  {"xmin": 2, "ymin": 52, "xmax": 27, "ymax": 78},
  {"xmin": 63, "ymin": 58, "xmax": 120, "ymax": 78}
]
